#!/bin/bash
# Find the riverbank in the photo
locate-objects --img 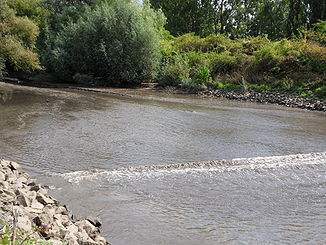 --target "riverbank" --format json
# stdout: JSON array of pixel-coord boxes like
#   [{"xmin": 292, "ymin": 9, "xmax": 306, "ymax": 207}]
[
  {"xmin": 198, "ymin": 88, "xmax": 326, "ymax": 111},
  {"xmin": 0, "ymin": 159, "xmax": 110, "ymax": 245},
  {"xmin": 1, "ymin": 78, "xmax": 326, "ymax": 112}
]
